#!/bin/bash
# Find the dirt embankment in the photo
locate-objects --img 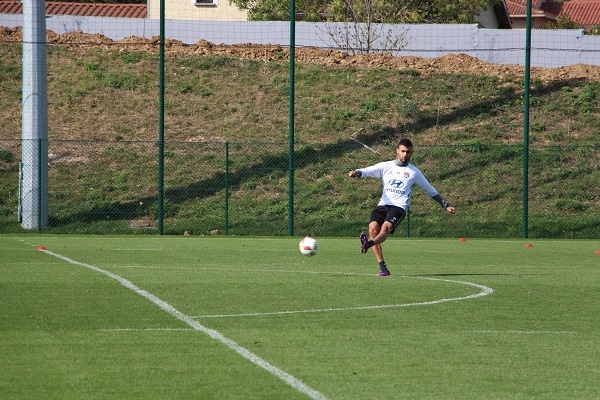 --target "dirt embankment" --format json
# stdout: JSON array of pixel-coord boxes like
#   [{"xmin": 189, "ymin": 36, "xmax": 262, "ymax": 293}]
[{"xmin": 3, "ymin": 26, "xmax": 600, "ymax": 81}]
